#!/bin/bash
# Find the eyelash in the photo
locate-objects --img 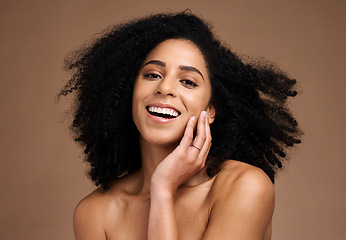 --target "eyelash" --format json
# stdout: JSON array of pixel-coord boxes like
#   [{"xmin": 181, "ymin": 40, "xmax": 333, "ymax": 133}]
[
  {"xmin": 144, "ymin": 73, "xmax": 162, "ymax": 79},
  {"xmin": 143, "ymin": 73, "xmax": 198, "ymax": 88},
  {"xmin": 180, "ymin": 79, "xmax": 198, "ymax": 87}
]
